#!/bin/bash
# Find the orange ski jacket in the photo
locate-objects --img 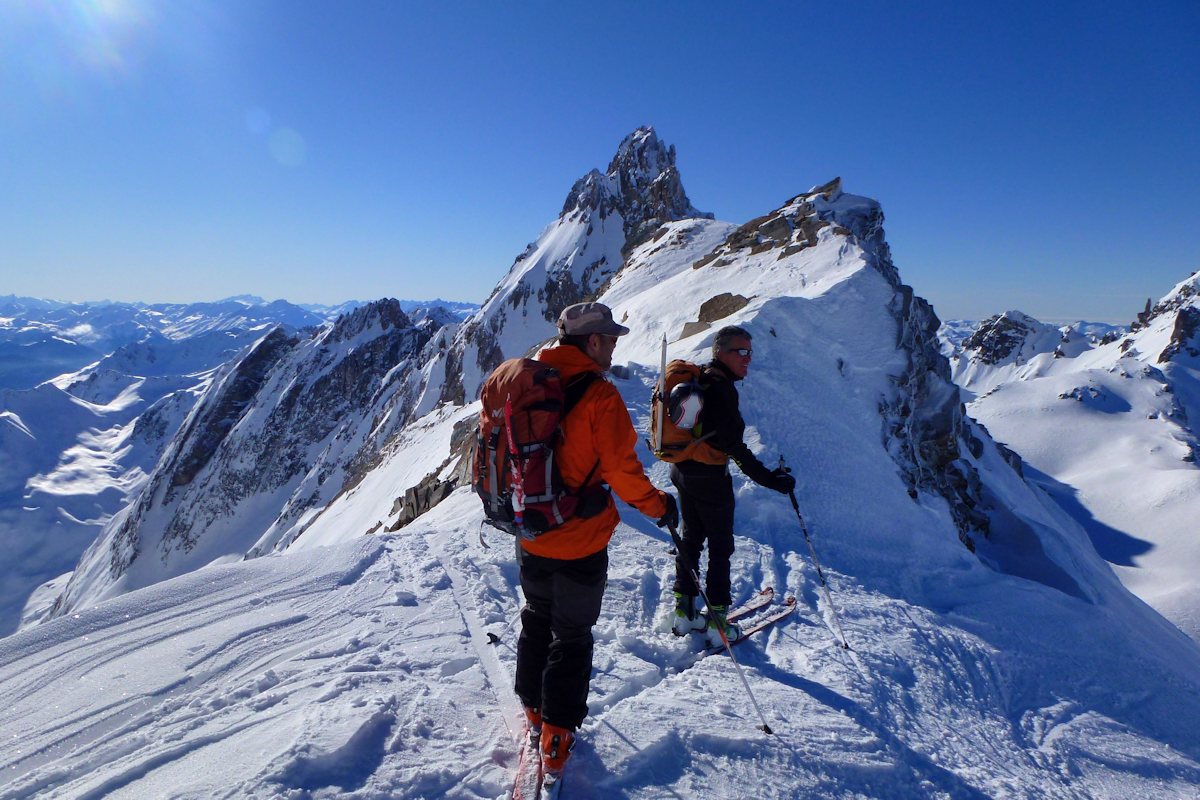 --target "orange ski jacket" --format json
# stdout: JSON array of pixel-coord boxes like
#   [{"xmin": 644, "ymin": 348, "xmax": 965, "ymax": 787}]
[{"xmin": 520, "ymin": 344, "xmax": 669, "ymax": 560}]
